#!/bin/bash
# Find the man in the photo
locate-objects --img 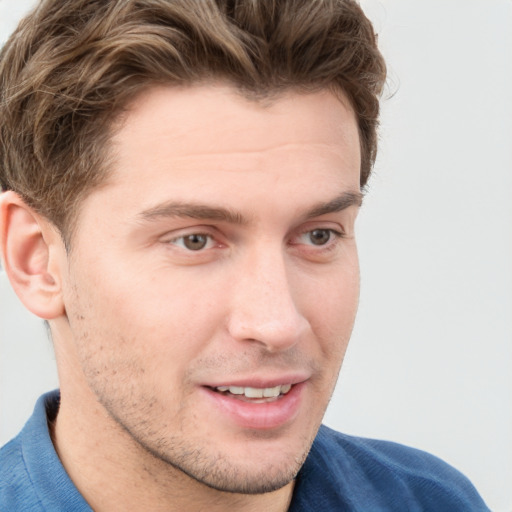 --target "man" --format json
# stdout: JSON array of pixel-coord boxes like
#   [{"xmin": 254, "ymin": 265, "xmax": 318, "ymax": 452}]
[{"xmin": 0, "ymin": 0, "xmax": 489, "ymax": 510}]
